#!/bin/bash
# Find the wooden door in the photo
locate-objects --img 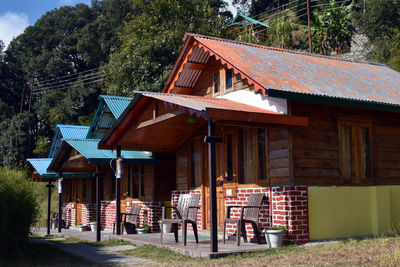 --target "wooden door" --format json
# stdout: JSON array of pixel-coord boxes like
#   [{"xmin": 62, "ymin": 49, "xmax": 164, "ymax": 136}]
[
  {"xmin": 75, "ymin": 179, "xmax": 83, "ymax": 225},
  {"xmin": 203, "ymin": 129, "xmax": 236, "ymax": 230}
]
